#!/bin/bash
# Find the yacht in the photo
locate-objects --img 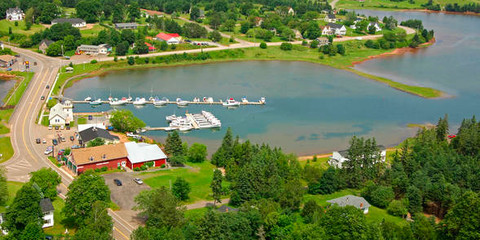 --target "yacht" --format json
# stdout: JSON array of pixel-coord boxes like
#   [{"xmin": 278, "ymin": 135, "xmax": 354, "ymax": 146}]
[
  {"xmin": 84, "ymin": 97, "xmax": 92, "ymax": 101},
  {"xmin": 133, "ymin": 97, "xmax": 147, "ymax": 105},
  {"xmin": 176, "ymin": 98, "xmax": 189, "ymax": 107},
  {"xmin": 119, "ymin": 97, "xmax": 129, "ymax": 104},
  {"xmin": 109, "ymin": 98, "xmax": 124, "ymax": 106},
  {"xmin": 154, "ymin": 97, "xmax": 169, "ymax": 106},
  {"xmin": 241, "ymin": 97, "xmax": 248, "ymax": 103},
  {"xmin": 260, "ymin": 97, "xmax": 266, "ymax": 104},
  {"xmin": 166, "ymin": 114, "xmax": 177, "ymax": 122},
  {"xmin": 90, "ymin": 98, "xmax": 102, "ymax": 105},
  {"xmin": 164, "ymin": 127, "xmax": 177, "ymax": 131},
  {"xmin": 179, "ymin": 126, "xmax": 193, "ymax": 131},
  {"xmin": 222, "ymin": 98, "xmax": 241, "ymax": 107}
]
